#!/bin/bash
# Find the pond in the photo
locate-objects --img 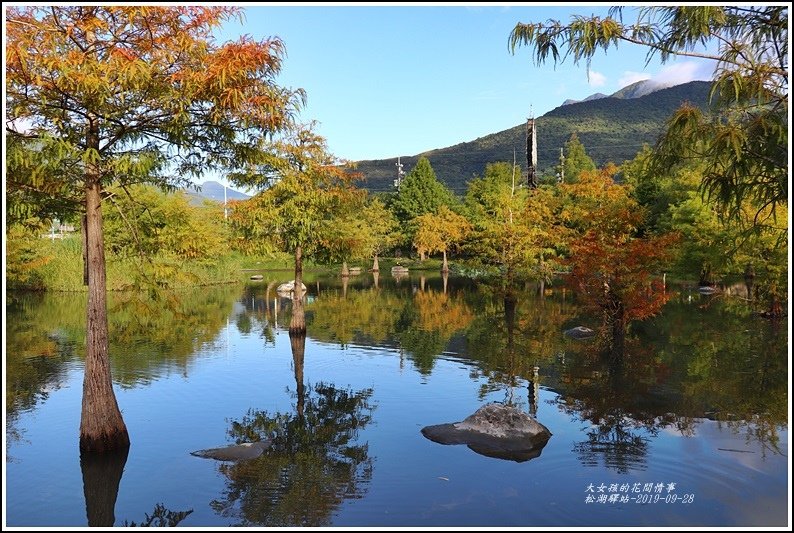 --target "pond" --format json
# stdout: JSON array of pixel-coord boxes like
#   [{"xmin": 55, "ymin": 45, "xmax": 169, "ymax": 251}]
[{"xmin": 4, "ymin": 272, "xmax": 789, "ymax": 527}]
